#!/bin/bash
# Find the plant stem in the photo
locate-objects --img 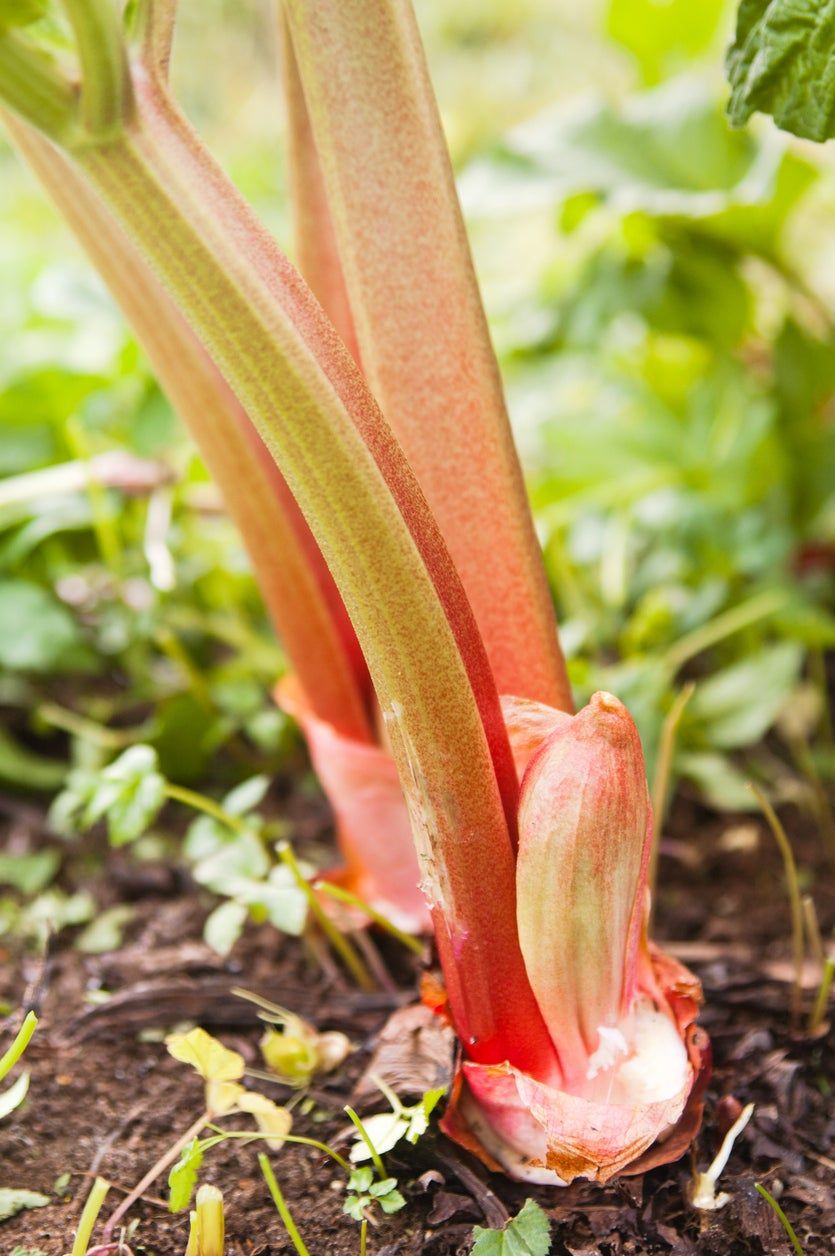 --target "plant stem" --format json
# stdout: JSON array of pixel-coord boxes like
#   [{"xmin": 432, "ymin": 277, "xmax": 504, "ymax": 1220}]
[
  {"xmin": 278, "ymin": 842, "xmax": 374, "ymax": 991},
  {"xmin": 315, "ymin": 882, "xmax": 424, "ymax": 955},
  {"xmin": 164, "ymin": 784, "xmax": 250, "ymax": 836},
  {"xmin": 259, "ymin": 1153, "xmax": 311, "ymax": 1256},
  {"xmin": 50, "ymin": 67, "xmax": 559, "ymax": 1074},
  {"xmin": 102, "ymin": 1111, "xmax": 209, "ymax": 1240},
  {"xmin": 61, "ymin": 0, "xmax": 130, "ymax": 137},
  {"xmin": 202, "ymin": 1125, "xmax": 352, "ymax": 1173},
  {"xmin": 0, "ymin": 1011, "xmax": 37, "ymax": 1083},
  {"xmin": 754, "ymin": 1184, "xmax": 805, "ymax": 1256},
  {"xmin": 808, "ymin": 957, "xmax": 834, "ymax": 1036},
  {"xmin": 286, "ymin": 0, "xmax": 572, "ymax": 711},
  {"xmin": 71, "ymin": 1177, "xmax": 111, "ymax": 1256},
  {"xmin": 664, "ymin": 588, "xmax": 790, "ymax": 674},
  {"xmin": 748, "ymin": 783, "xmax": 805, "ymax": 1029},
  {"xmin": 360, "ymin": 1218, "xmax": 368, "ymax": 1256},
  {"xmin": 0, "ymin": 31, "xmax": 78, "ymax": 140},
  {"xmin": 344, "ymin": 1106, "xmax": 386, "ymax": 1179},
  {"xmin": 6, "ymin": 113, "xmax": 373, "ymax": 741},
  {"xmin": 802, "ymin": 896, "xmax": 824, "ymax": 966},
  {"xmin": 38, "ymin": 703, "xmax": 156, "ymax": 749}
]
